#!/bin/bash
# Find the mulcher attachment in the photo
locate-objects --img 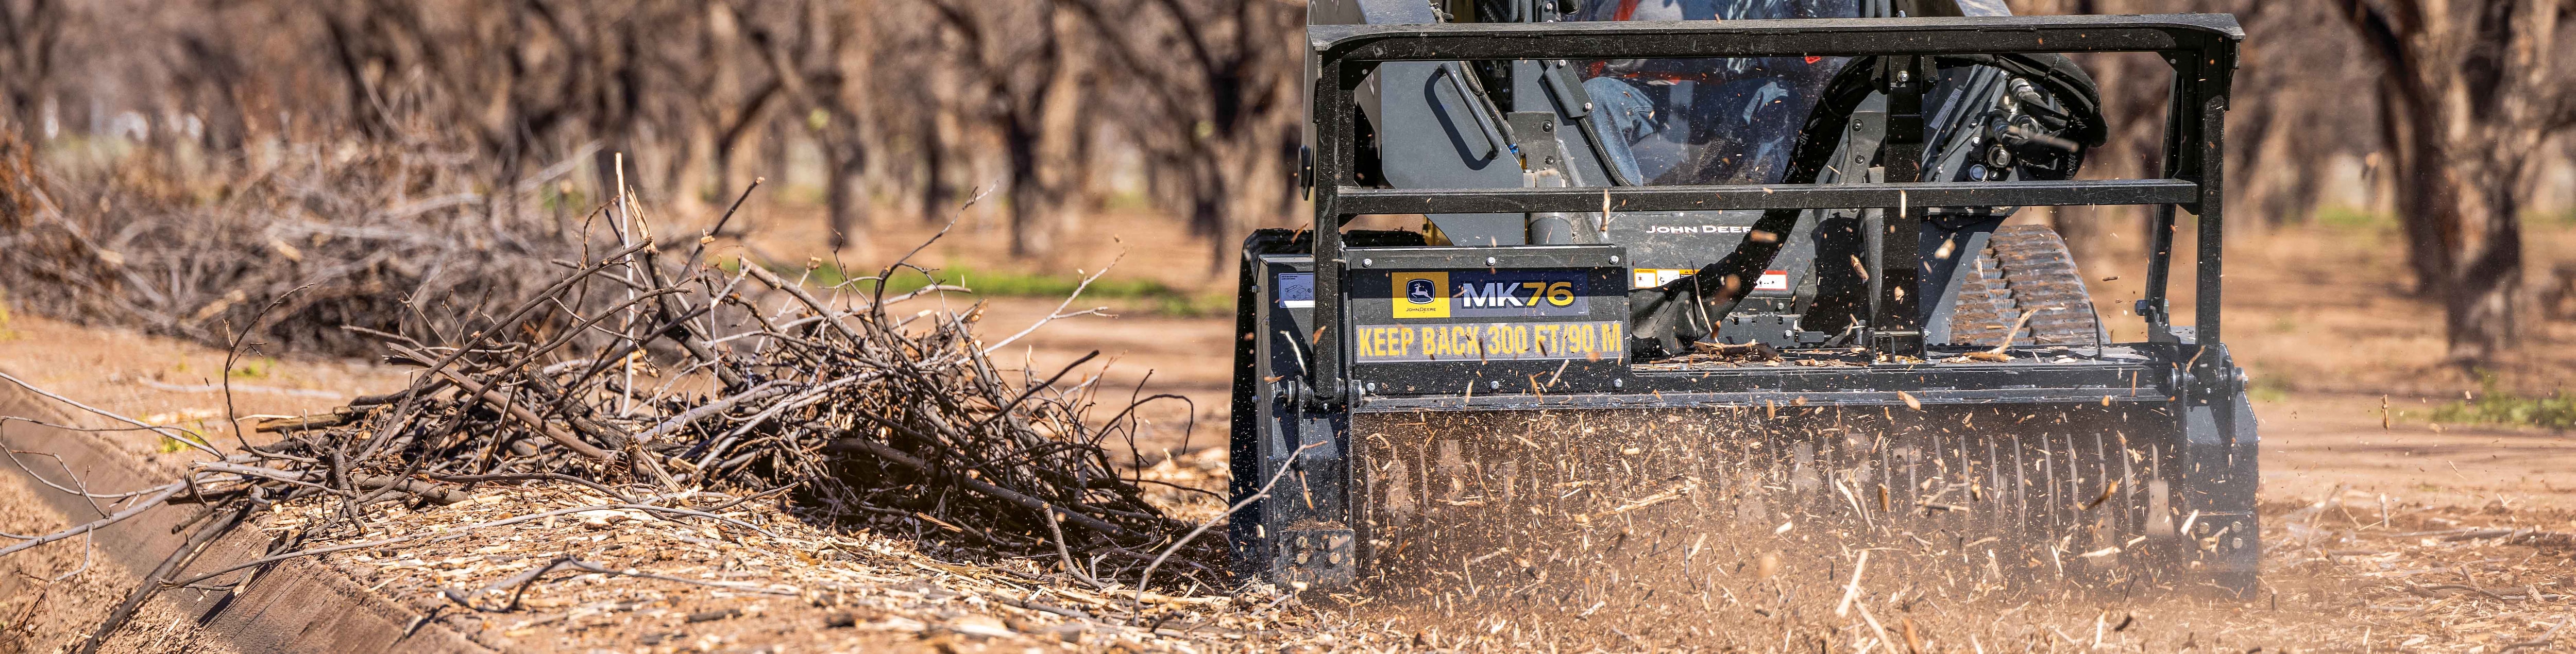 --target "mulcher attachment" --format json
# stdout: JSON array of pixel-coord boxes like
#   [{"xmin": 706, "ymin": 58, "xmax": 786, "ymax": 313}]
[{"xmin": 1352, "ymin": 402, "xmax": 2257, "ymax": 601}]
